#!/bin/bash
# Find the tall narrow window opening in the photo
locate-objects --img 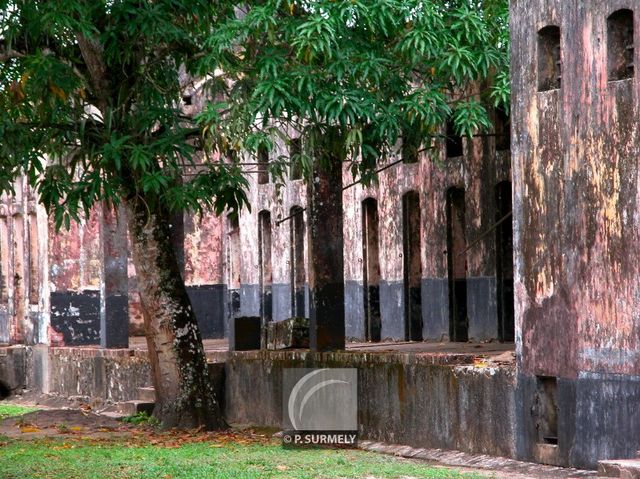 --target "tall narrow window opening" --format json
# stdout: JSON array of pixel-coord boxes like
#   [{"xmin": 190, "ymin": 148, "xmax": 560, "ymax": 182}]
[
  {"xmin": 290, "ymin": 206, "xmax": 306, "ymax": 317},
  {"xmin": 0, "ymin": 215, "xmax": 8, "ymax": 303},
  {"xmin": 362, "ymin": 198, "xmax": 381, "ymax": 342},
  {"xmin": 12, "ymin": 214, "xmax": 25, "ymax": 334},
  {"xmin": 447, "ymin": 187, "xmax": 468, "ymax": 342},
  {"xmin": 608, "ymin": 9, "xmax": 634, "ymax": 81},
  {"xmin": 495, "ymin": 107, "xmax": 511, "ymax": 152},
  {"xmin": 402, "ymin": 191, "xmax": 423, "ymax": 341},
  {"xmin": 446, "ymin": 120, "xmax": 464, "ymax": 158},
  {"xmin": 290, "ymin": 138, "xmax": 303, "ymax": 181},
  {"xmin": 227, "ymin": 215, "xmax": 241, "ymax": 319},
  {"xmin": 402, "ymin": 129, "xmax": 421, "ymax": 164},
  {"xmin": 257, "ymin": 146, "xmax": 270, "ymax": 185},
  {"xmin": 538, "ymin": 25, "xmax": 561, "ymax": 91},
  {"xmin": 495, "ymin": 181, "xmax": 514, "ymax": 342},
  {"xmin": 28, "ymin": 214, "xmax": 39, "ymax": 305},
  {"xmin": 258, "ymin": 210, "xmax": 272, "ymax": 324}
]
